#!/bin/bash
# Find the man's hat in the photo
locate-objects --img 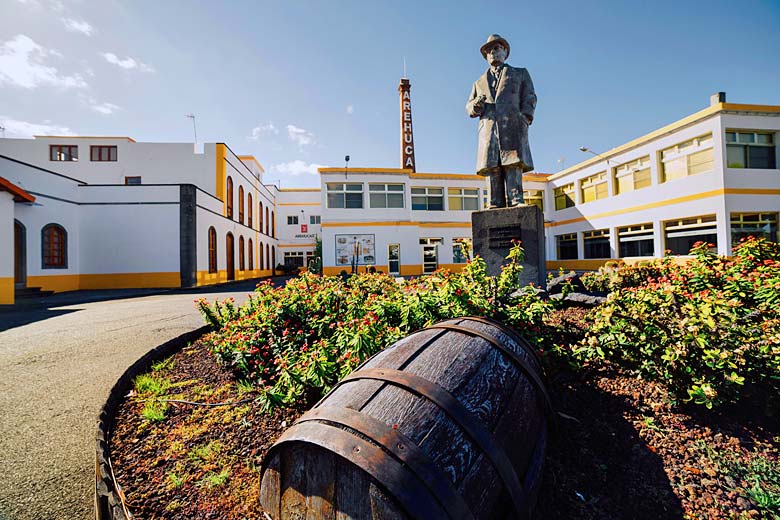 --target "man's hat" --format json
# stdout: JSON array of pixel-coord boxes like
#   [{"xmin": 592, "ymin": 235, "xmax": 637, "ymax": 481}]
[{"xmin": 480, "ymin": 34, "xmax": 510, "ymax": 59}]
